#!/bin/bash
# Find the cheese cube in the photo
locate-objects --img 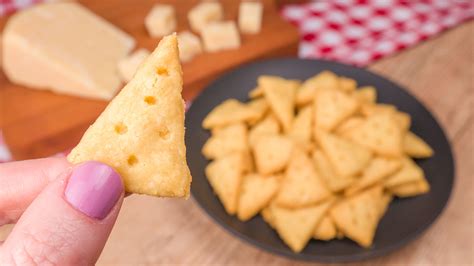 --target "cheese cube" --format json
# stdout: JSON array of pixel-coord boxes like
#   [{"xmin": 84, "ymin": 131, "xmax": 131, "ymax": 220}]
[
  {"xmin": 239, "ymin": 2, "xmax": 263, "ymax": 34},
  {"xmin": 117, "ymin": 49, "xmax": 150, "ymax": 82},
  {"xmin": 201, "ymin": 21, "xmax": 241, "ymax": 52},
  {"xmin": 145, "ymin": 4, "xmax": 176, "ymax": 38},
  {"xmin": 188, "ymin": 1, "xmax": 223, "ymax": 33},
  {"xmin": 178, "ymin": 31, "xmax": 203, "ymax": 62}
]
